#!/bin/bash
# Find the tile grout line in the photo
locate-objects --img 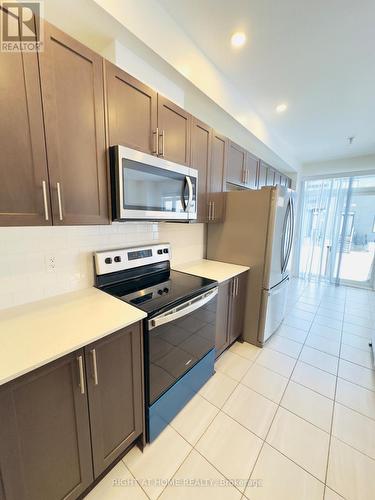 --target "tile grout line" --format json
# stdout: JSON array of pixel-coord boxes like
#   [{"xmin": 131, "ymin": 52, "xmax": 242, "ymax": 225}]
[
  {"xmin": 243, "ymin": 283, "xmax": 325, "ymax": 496},
  {"xmin": 322, "ymin": 285, "xmax": 347, "ymax": 499},
  {"xmin": 120, "ymin": 282, "xmax": 373, "ymax": 500}
]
